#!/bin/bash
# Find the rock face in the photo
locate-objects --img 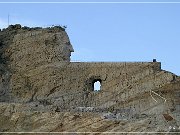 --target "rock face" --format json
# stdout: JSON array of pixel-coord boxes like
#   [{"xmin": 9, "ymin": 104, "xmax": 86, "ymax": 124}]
[
  {"xmin": 0, "ymin": 24, "xmax": 180, "ymax": 133},
  {"xmin": 0, "ymin": 25, "xmax": 73, "ymax": 102}
]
